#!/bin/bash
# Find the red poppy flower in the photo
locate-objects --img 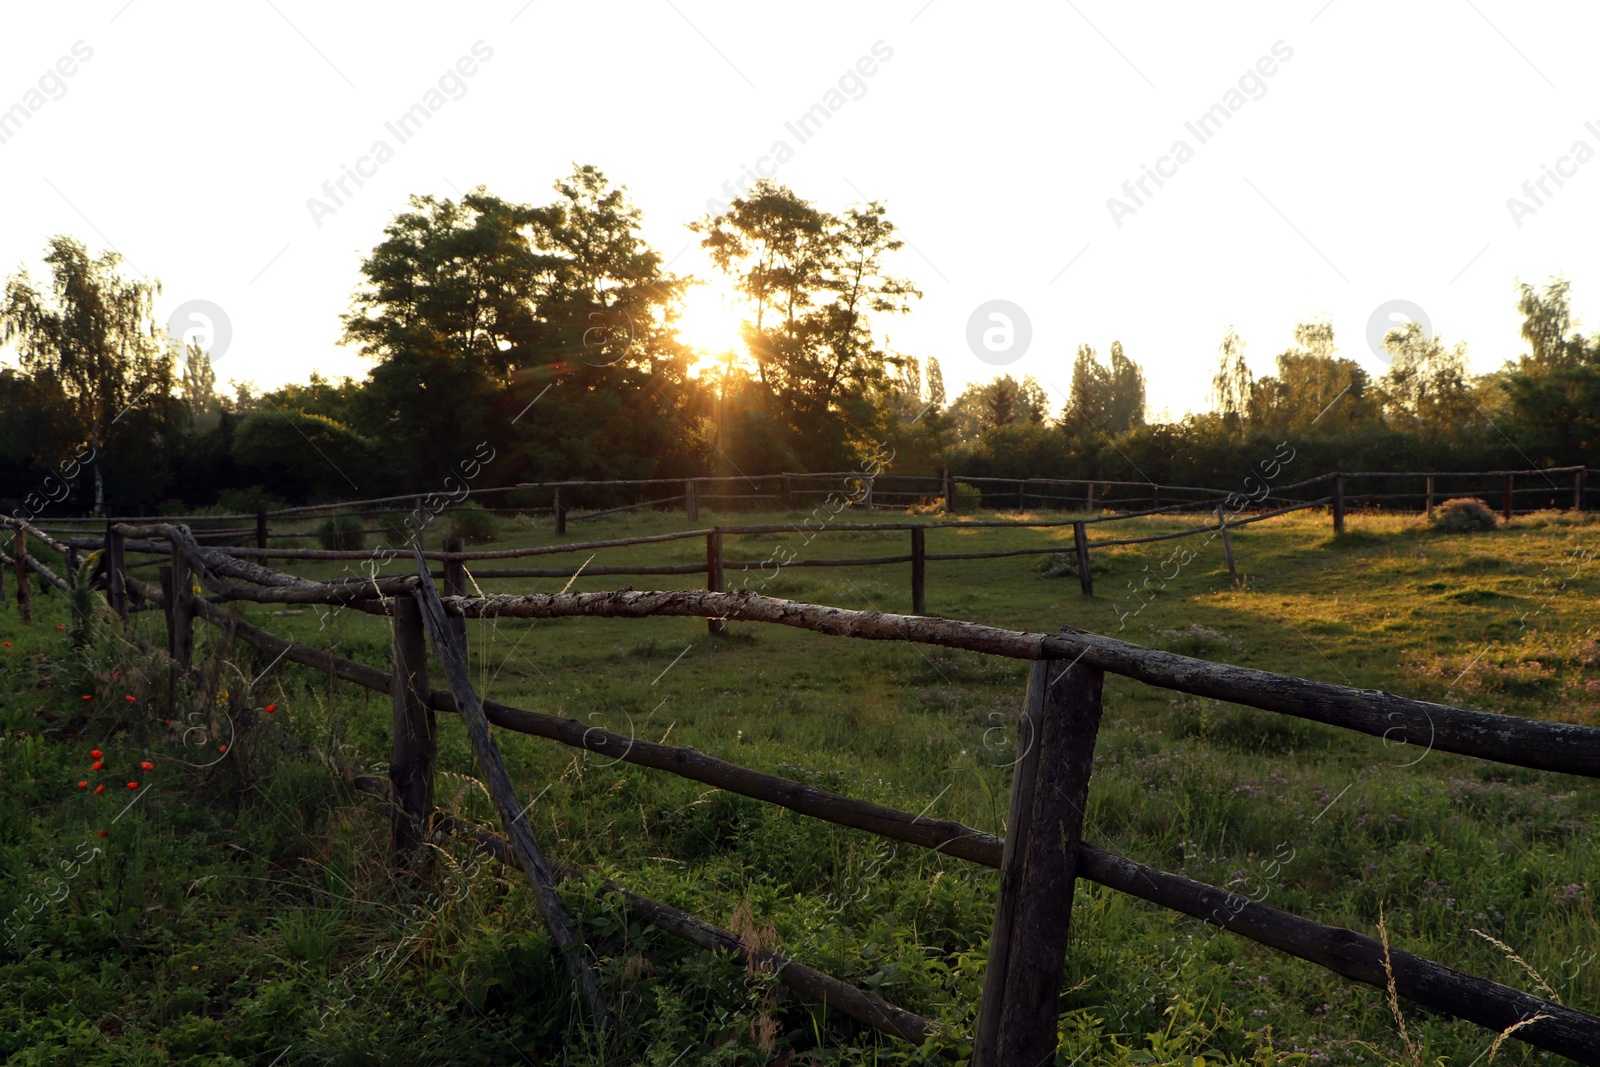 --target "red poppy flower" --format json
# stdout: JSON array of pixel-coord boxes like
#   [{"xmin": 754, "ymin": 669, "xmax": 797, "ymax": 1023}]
[
  {"xmin": 91, "ymin": 761, "xmax": 103, "ymax": 771},
  {"xmin": 124, "ymin": 695, "xmax": 135, "ymax": 703},
  {"xmin": 94, "ymin": 784, "xmax": 104, "ymax": 794},
  {"xmin": 98, "ymin": 830, "xmax": 106, "ymax": 838},
  {"xmin": 265, "ymin": 704, "xmax": 277, "ymax": 713},
  {"xmin": 82, "ymin": 695, "xmax": 91, "ymax": 701},
  {"xmin": 218, "ymin": 744, "xmax": 228, "ymax": 753},
  {"xmin": 140, "ymin": 761, "xmax": 153, "ymax": 771},
  {"xmin": 126, "ymin": 782, "xmax": 138, "ymax": 789},
  {"xmin": 3, "ymin": 642, "xmax": 9, "ymax": 648},
  {"xmin": 113, "ymin": 671, "xmax": 120, "ymax": 678},
  {"xmin": 57, "ymin": 625, "xmax": 64, "ymax": 631},
  {"xmin": 77, "ymin": 781, "xmax": 87, "ymax": 788},
  {"xmin": 91, "ymin": 749, "xmax": 102, "ymax": 759}
]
